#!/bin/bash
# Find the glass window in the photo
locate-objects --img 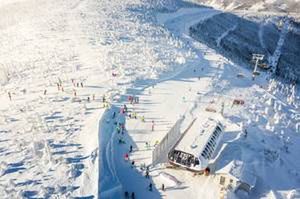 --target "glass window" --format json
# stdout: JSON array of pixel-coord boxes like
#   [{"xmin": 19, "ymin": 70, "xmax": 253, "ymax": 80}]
[
  {"xmin": 195, "ymin": 158, "xmax": 199, "ymax": 165},
  {"xmin": 220, "ymin": 176, "xmax": 225, "ymax": 185}
]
